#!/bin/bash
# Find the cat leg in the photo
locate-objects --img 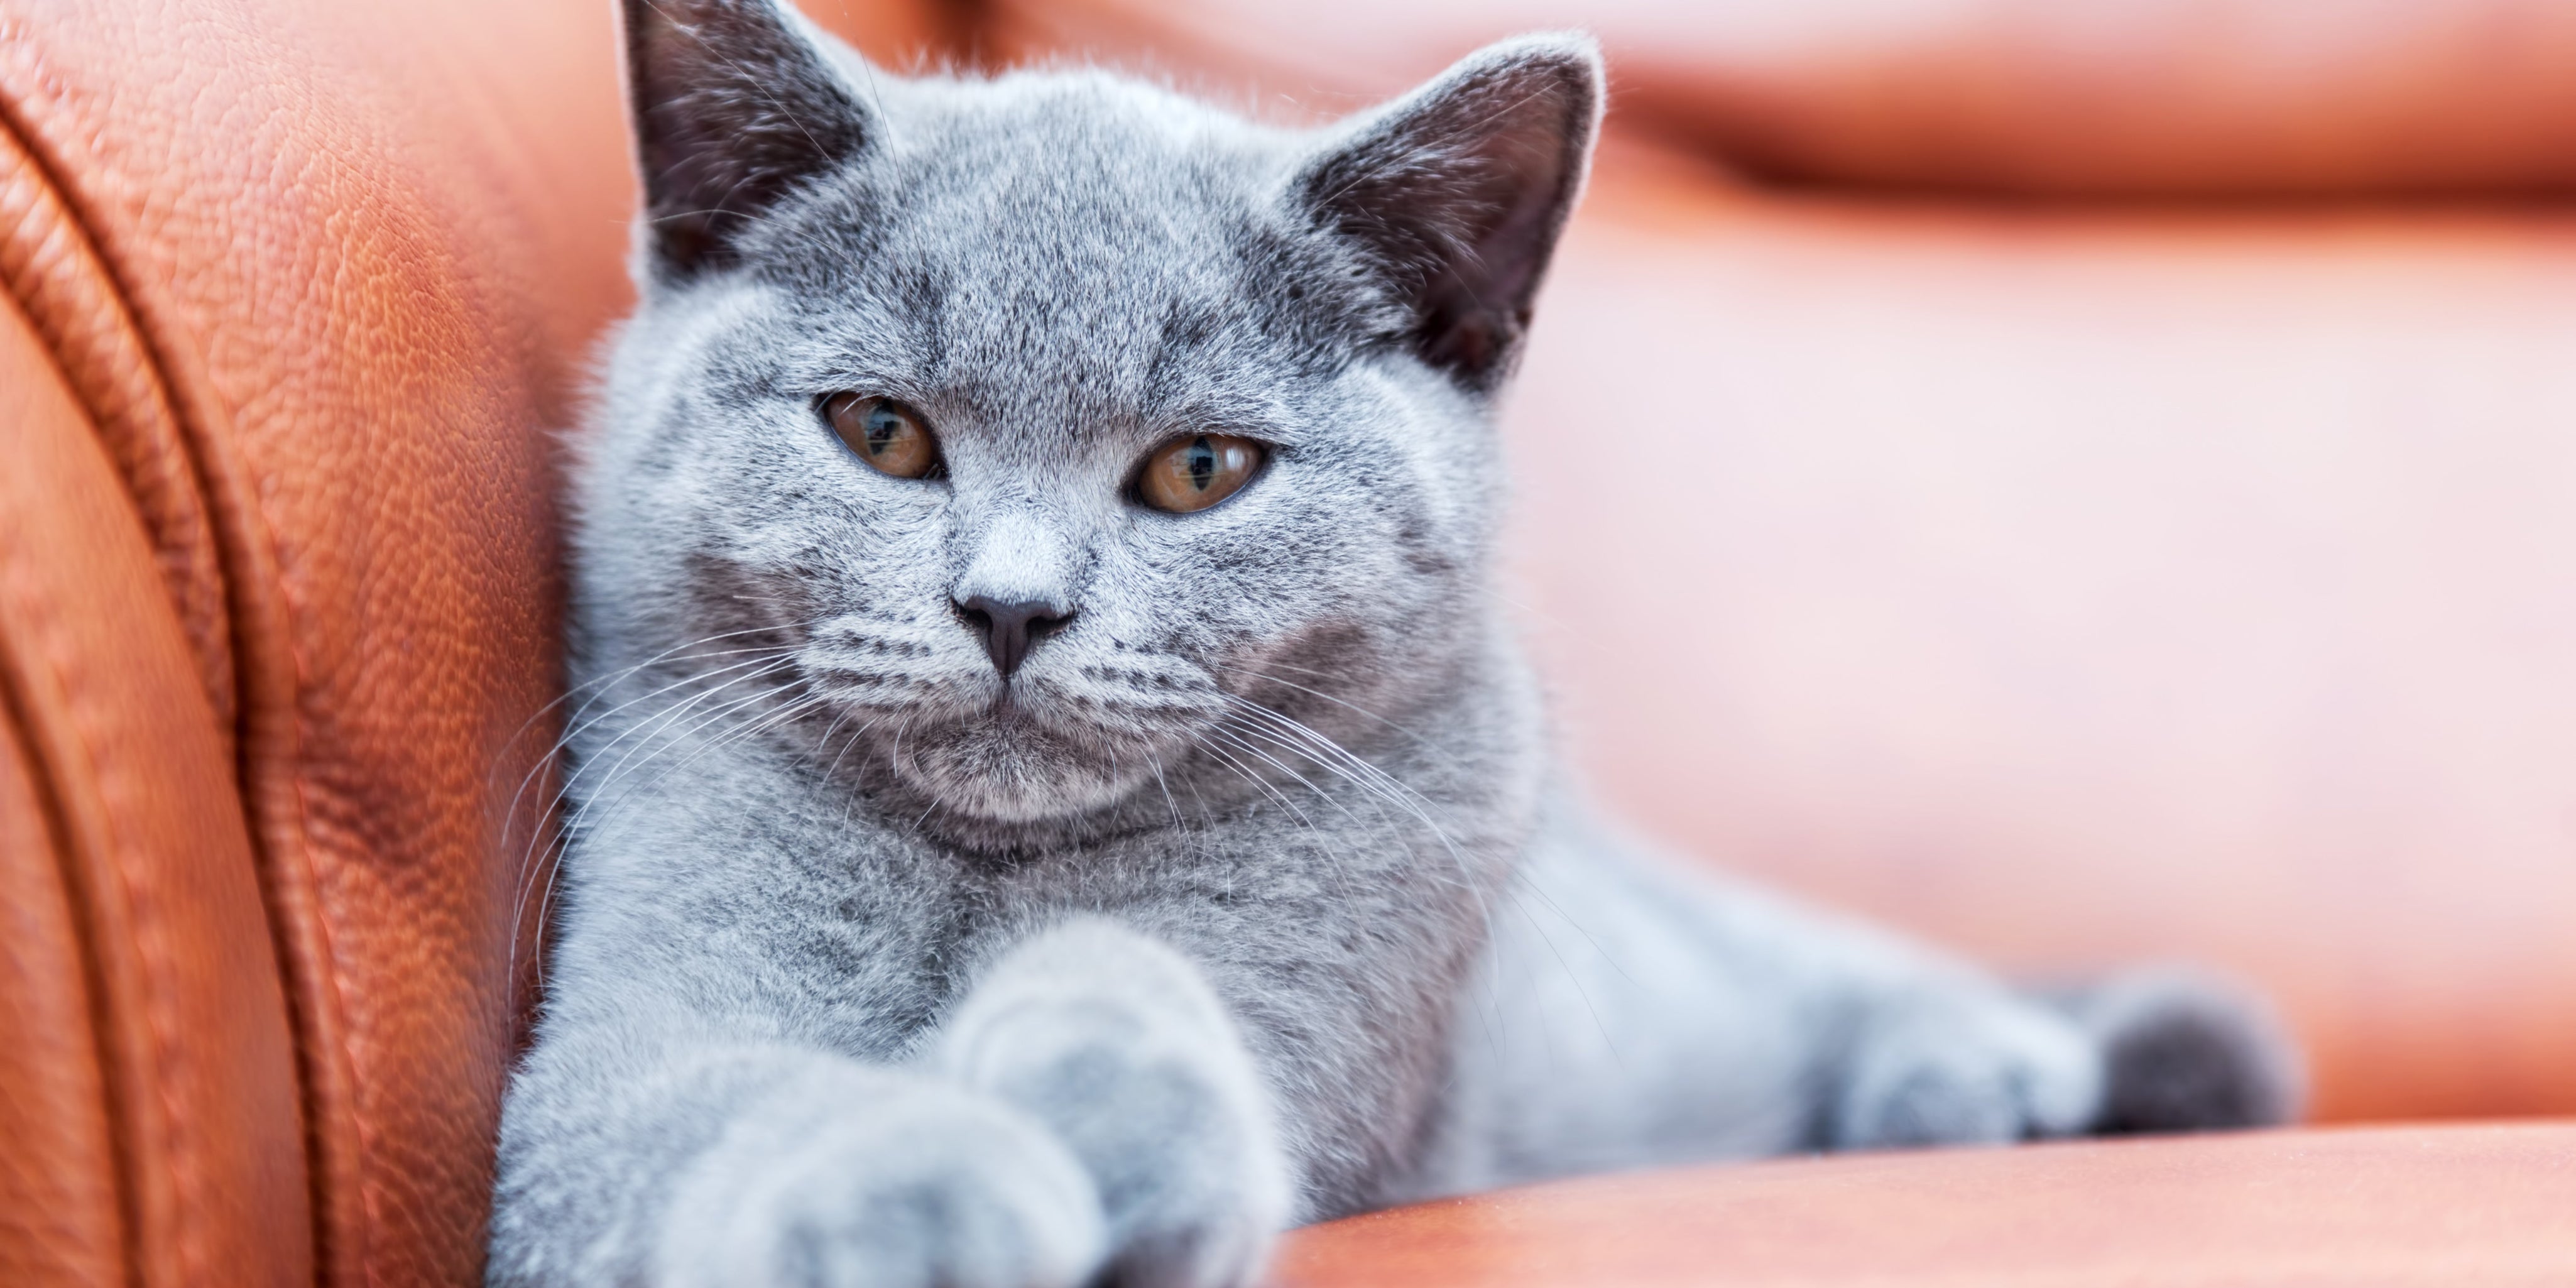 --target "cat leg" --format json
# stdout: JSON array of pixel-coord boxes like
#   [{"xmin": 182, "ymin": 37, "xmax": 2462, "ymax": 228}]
[
  {"xmin": 1825, "ymin": 961, "xmax": 2104, "ymax": 1149},
  {"xmin": 1414, "ymin": 829, "xmax": 2080, "ymax": 1191},
  {"xmin": 1412, "ymin": 801, "xmax": 2294, "ymax": 1197},
  {"xmin": 1822, "ymin": 949, "xmax": 2300, "ymax": 1146},
  {"xmin": 490, "ymin": 1034, "xmax": 1108, "ymax": 1288},
  {"xmin": 933, "ymin": 918, "xmax": 1292, "ymax": 1288}
]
